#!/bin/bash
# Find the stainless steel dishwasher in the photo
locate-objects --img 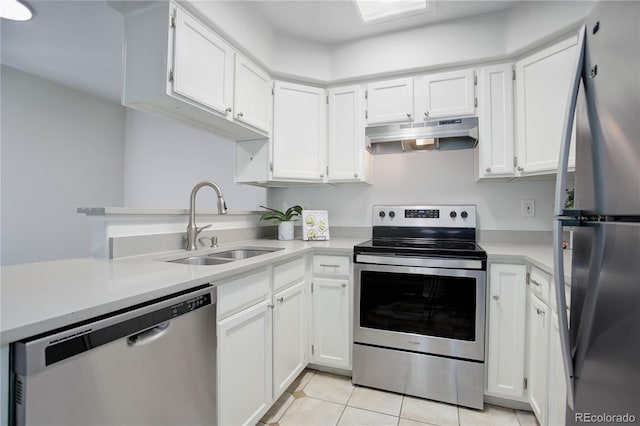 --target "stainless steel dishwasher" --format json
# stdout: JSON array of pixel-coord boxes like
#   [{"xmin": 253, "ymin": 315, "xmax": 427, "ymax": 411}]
[{"xmin": 11, "ymin": 285, "xmax": 217, "ymax": 426}]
